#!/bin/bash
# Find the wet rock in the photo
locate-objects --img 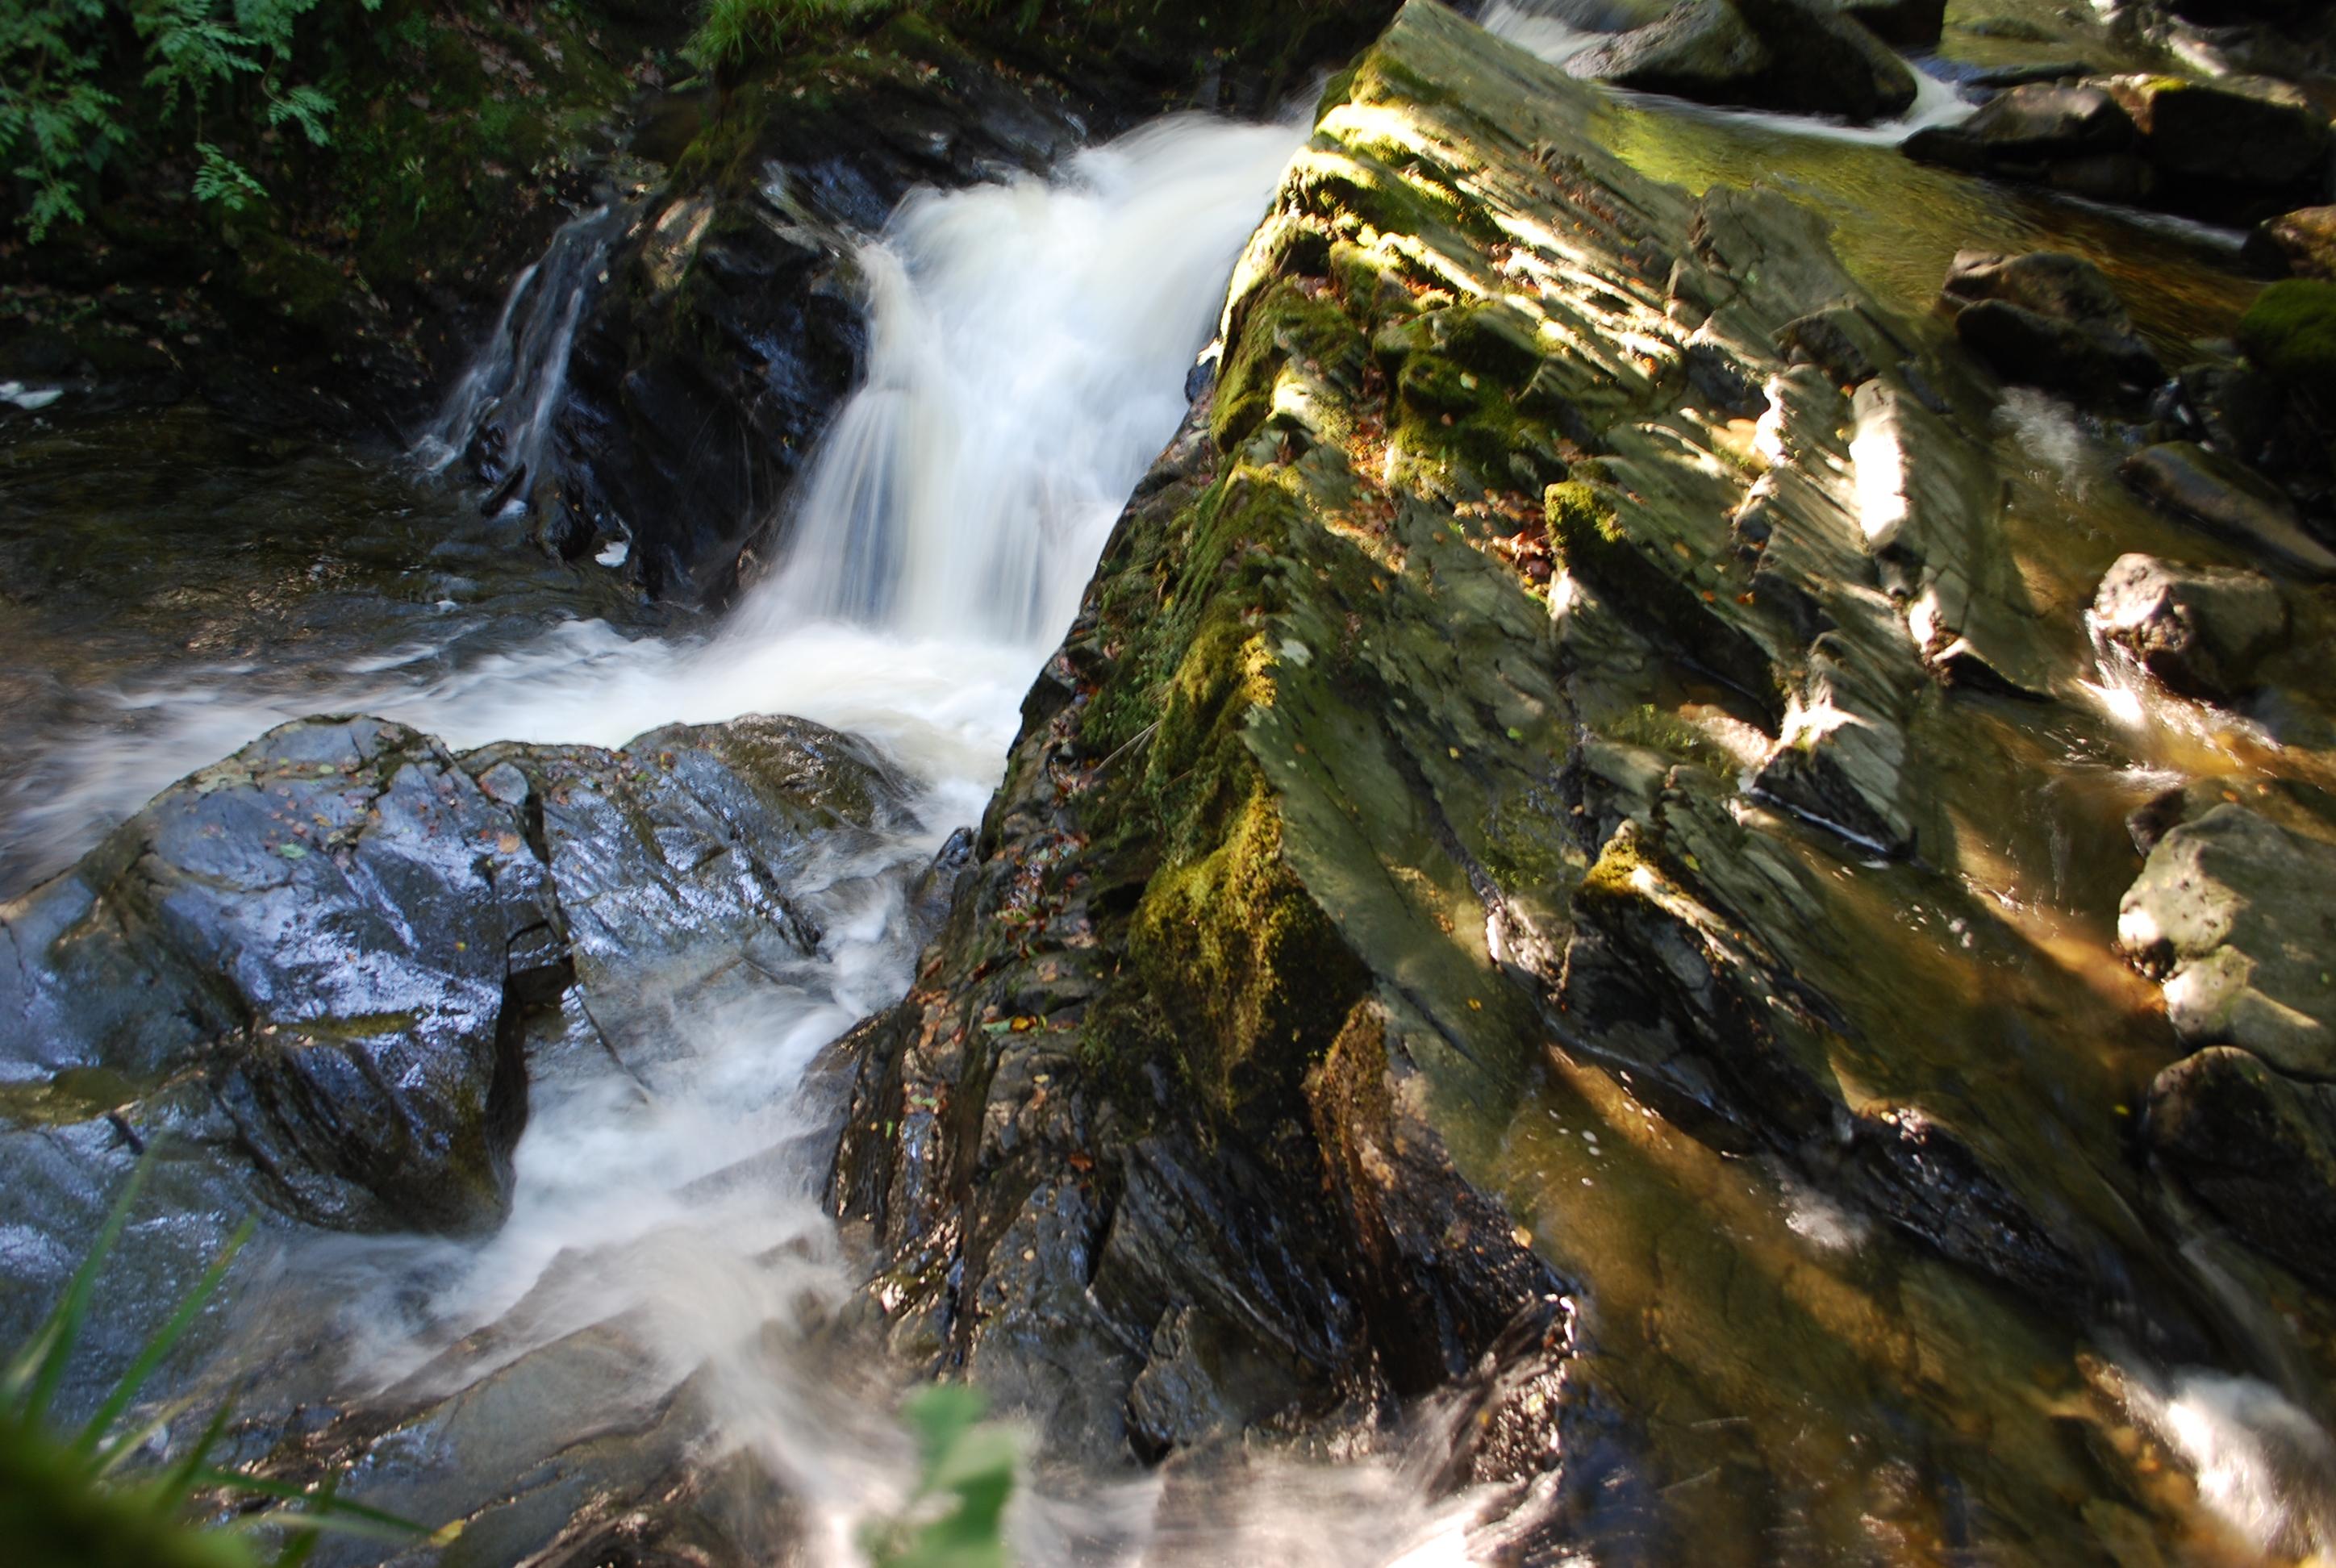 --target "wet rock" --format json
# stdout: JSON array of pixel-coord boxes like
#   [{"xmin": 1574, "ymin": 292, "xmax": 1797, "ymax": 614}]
[
  {"xmin": 1941, "ymin": 249, "xmax": 2163, "ymax": 401},
  {"xmin": 1565, "ymin": 0, "xmax": 1920, "ymax": 124},
  {"xmin": 2117, "ymin": 804, "xmax": 2336, "ymax": 1074},
  {"xmin": 2171, "ymin": 361, "xmax": 2284, "ymax": 468},
  {"xmin": 468, "ymin": 715, "xmax": 918, "ymax": 1071},
  {"xmin": 0, "ymin": 716, "xmax": 561, "ymax": 1234},
  {"xmin": 2244, "ymin": 206, "xmax": 2336, "ymax": 281},
  {"xmin": 2147, "ymin": 1046, "xmax": 2336, "ymax": 1293},
  {"xmin": 2119, "ymin": 442, "xmax": 2336, "ymax": 577},
  {"xmin": 1904, "ymin": 84, "xmax": 2151, "ymax": 203},
  {"xmin": 2090, "ymin": 553, "xmax": 2291, "ymax": 699}
]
